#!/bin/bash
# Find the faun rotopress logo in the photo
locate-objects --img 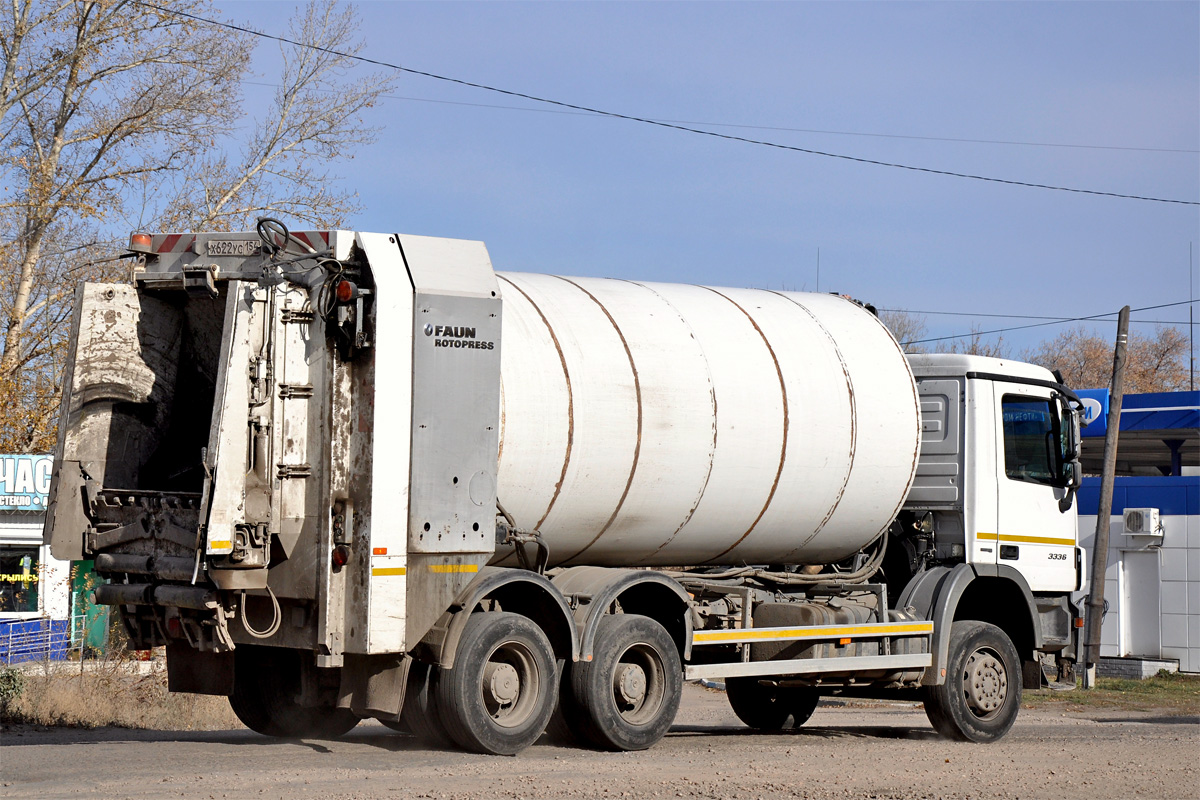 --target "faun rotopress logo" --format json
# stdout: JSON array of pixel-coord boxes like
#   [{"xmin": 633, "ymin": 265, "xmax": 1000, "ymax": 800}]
[{"xmin": 424, "ymin": 322, "xmax": 494, "ymax": 350}]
